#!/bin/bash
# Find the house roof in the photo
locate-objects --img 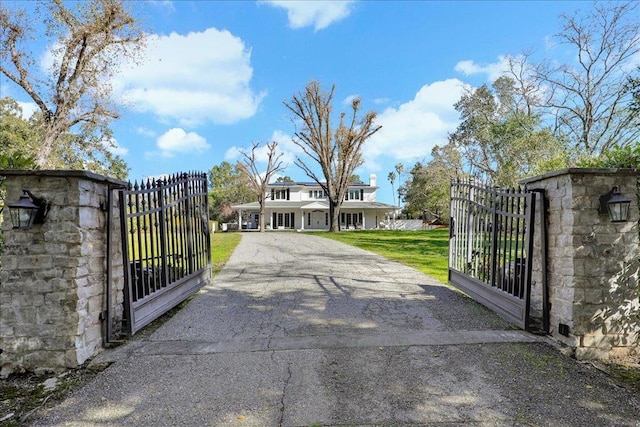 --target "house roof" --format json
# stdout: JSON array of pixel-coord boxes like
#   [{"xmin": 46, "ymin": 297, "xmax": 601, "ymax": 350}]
[
  {"xmin": 268, "ymin": 181, "xmax": 377, "ymax": 189},
  {"xmin": 232, "ymin": 200, "xmax": 396, "ymax": 211}
]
